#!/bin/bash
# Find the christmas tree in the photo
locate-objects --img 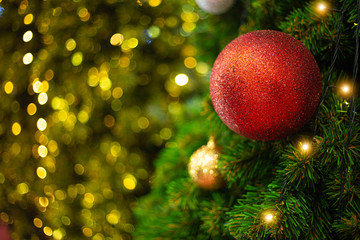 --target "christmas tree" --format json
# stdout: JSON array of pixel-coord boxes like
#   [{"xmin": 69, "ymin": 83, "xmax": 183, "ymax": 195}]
[{"xmin": 135, "ymin": 0, "xmax": 360, "ymax": 239}]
